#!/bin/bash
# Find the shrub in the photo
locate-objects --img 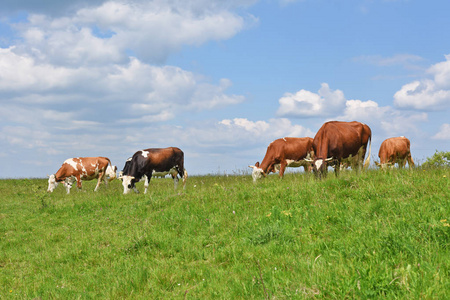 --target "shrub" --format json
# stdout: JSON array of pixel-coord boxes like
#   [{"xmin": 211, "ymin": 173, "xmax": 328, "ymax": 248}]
[{"xmin": 422, "ymin": 150, "xmax": 450, "ymax": 168}]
